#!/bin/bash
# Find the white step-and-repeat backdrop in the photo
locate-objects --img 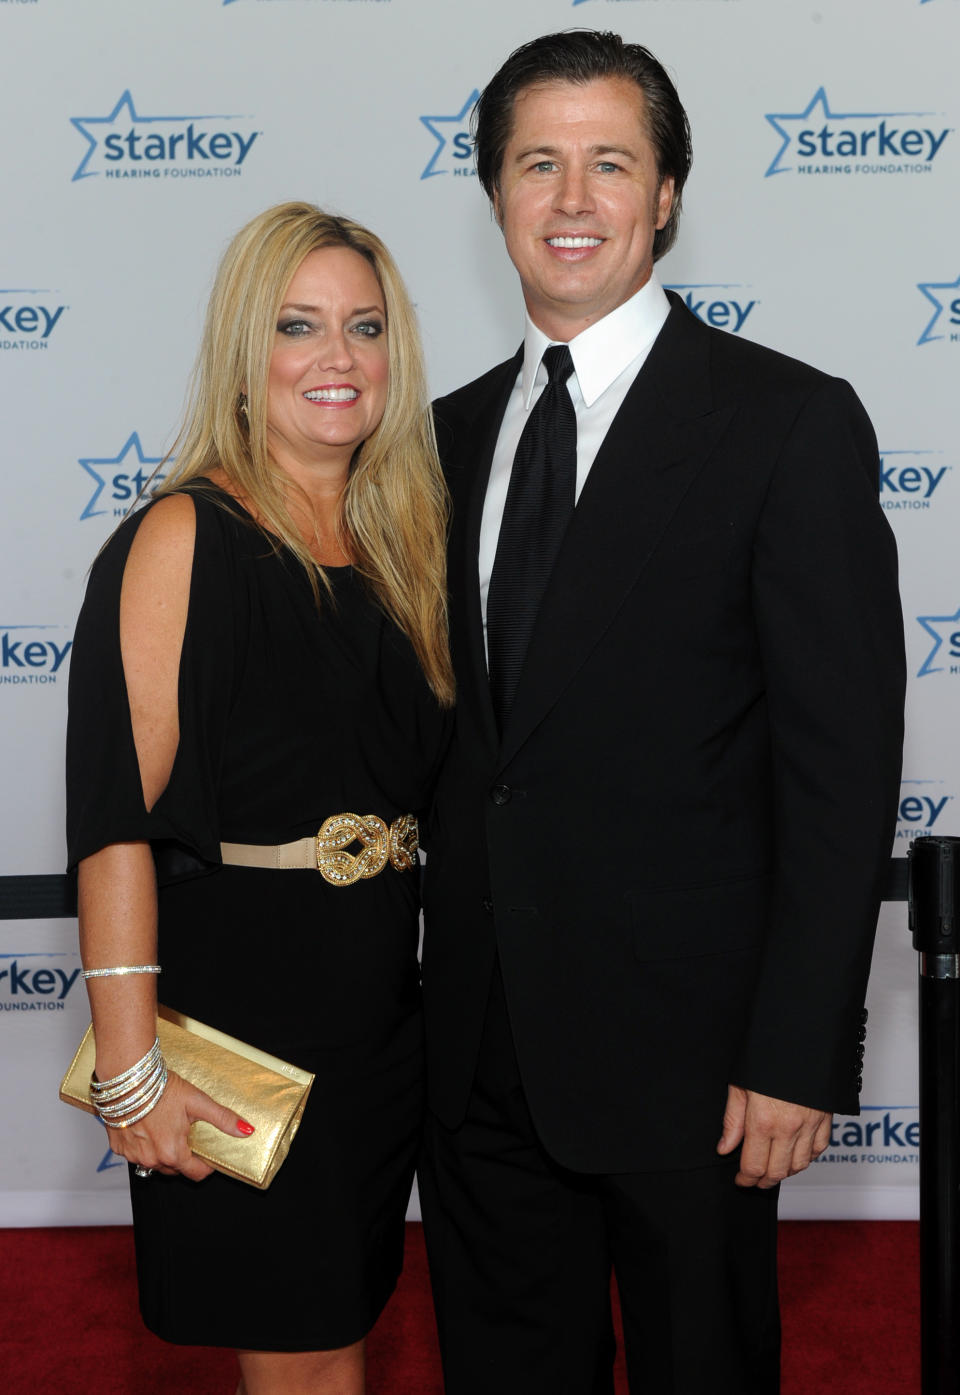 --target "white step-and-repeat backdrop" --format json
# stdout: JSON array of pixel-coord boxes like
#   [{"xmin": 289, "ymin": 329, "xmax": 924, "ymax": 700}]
[{"xmin": 1, "ymin": 0, "xmax": 957, "ymax": 1226}]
